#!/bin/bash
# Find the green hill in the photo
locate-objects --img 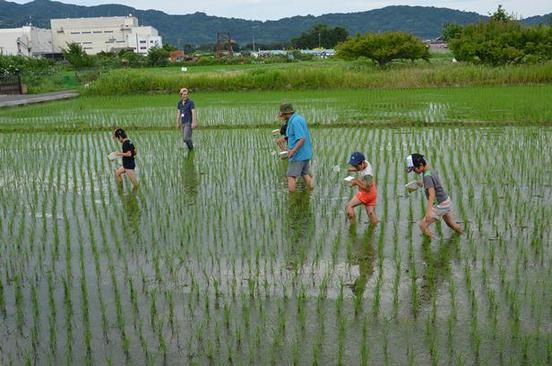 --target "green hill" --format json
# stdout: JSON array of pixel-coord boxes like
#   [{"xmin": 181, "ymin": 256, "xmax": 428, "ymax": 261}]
[{"xmin": 0, "ymin": 0, "xmax": 550, "ymax": 46}]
